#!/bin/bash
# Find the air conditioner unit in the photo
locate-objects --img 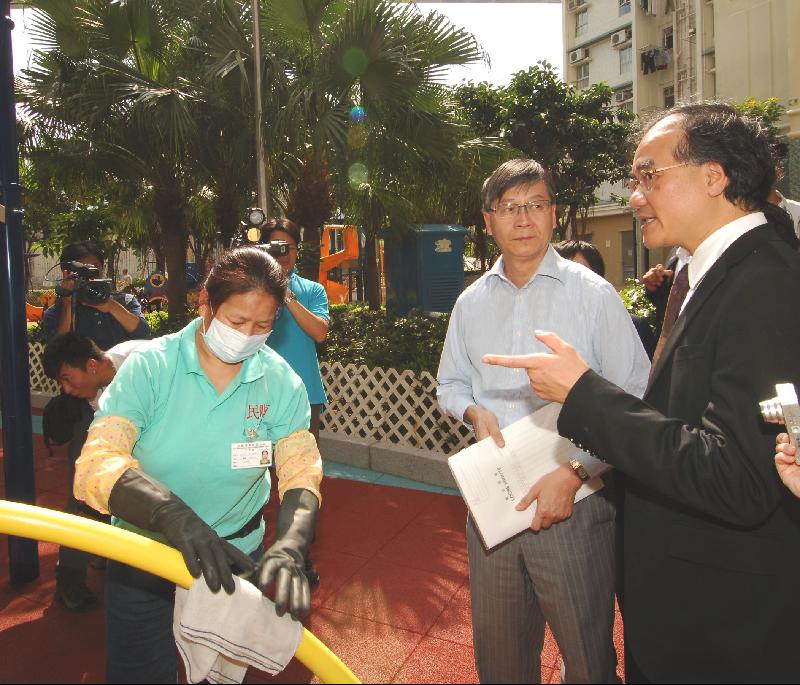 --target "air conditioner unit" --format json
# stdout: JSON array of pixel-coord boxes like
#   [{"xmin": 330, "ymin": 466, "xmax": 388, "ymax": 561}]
[
  {"xmin": 611, "ymin": 29, "xmax": 631, "ymax": 47},
  {"xmin": 567, "ymin": 0, "xmax": 587, "ymax": 12},
  {"xmin": 614, "ymin": 89, "xmax": 633, "ymax": 103},
  {"xmin": 569, "ymin": 48, "xmax": 589, "ymax": 64}
]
